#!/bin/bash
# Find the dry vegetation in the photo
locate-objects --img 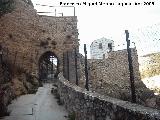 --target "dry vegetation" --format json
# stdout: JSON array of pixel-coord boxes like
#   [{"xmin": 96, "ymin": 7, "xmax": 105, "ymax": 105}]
[{"xmin": 140, "ymin": 52, "xmax": 160, "ymax": 79}]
